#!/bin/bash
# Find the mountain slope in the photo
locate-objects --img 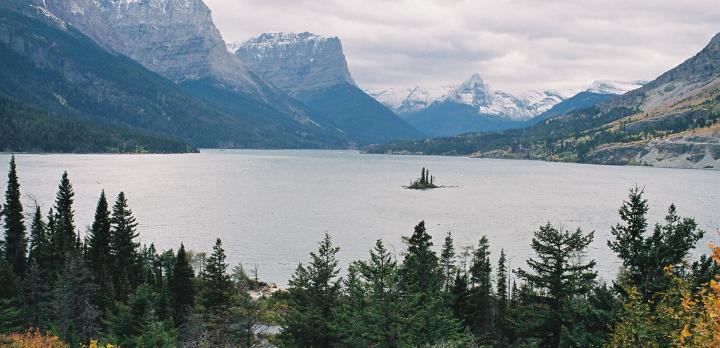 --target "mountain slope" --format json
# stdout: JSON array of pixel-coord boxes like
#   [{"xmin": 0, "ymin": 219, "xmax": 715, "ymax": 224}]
[
  {"xmin": 32, "ymin": 0, "xmax": 347, "ymax": 148},
  {"xmin": 0, "ymin": 96, "xmax": 192, "ymax": 153},
  {"xmin": 369, "ymin": 33, "xmax": 720, "ymax": 169},
  {"xmin": 0, "ymin": 9, "xmax": 343, "ymax": 149},
  {"xmin": 528, "ymin": 92, "xmax": 616, "ymax": 124},
  {"xmin": 235, "ymin": 32, "xmax": 422, "ymax": 144}
]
